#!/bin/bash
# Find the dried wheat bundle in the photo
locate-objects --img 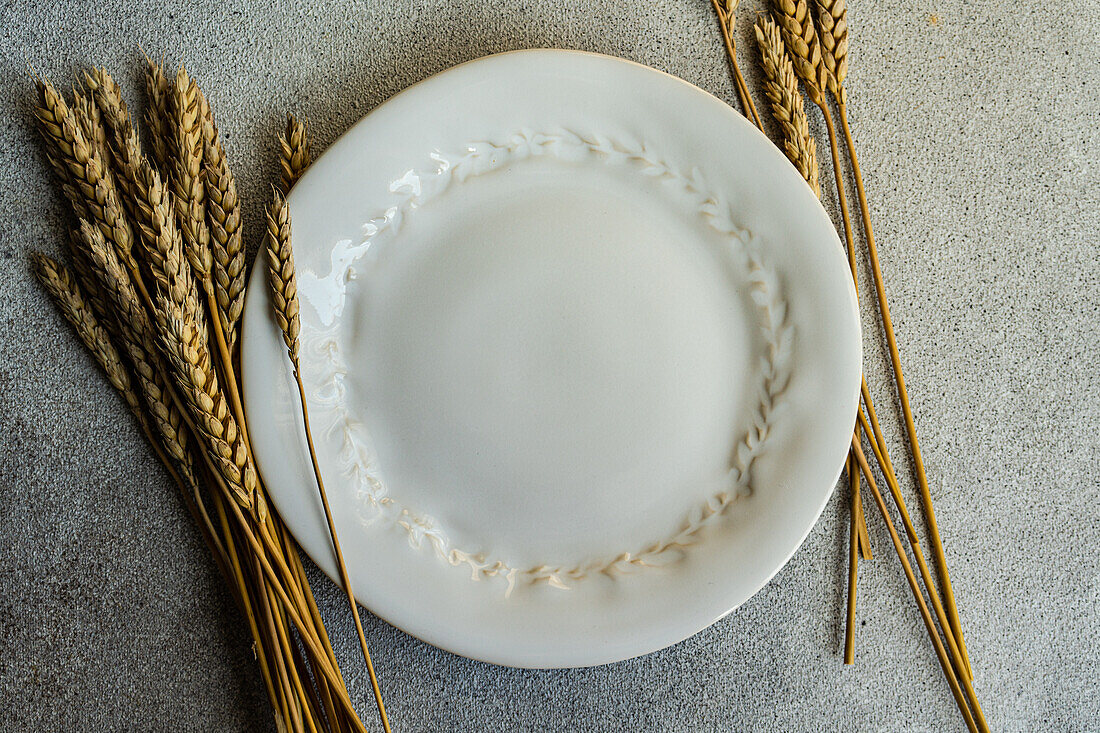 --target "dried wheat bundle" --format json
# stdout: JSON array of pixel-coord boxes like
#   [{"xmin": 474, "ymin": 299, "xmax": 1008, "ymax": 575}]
[
  {"xmin": 717, "ymin": 4, "xmax": 985, "ymax": 726},
  {"xmin": 710, "ymin": 4, "xmax": 988, "ymax": 729},
  {"xmin": 31, "ymin": 62, "xmax": 389, "ymax": 733},
  {"xmin": 812, "ymin": 0, "xmax": 977, "ymax": 688}
]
